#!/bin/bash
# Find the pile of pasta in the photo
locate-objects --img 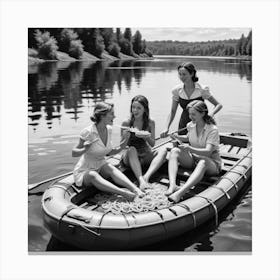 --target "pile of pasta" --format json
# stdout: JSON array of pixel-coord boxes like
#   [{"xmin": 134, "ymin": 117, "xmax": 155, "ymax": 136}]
[{"xmin": 92, "ymin": 183, "xmax": 173, "ymax": 215}]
